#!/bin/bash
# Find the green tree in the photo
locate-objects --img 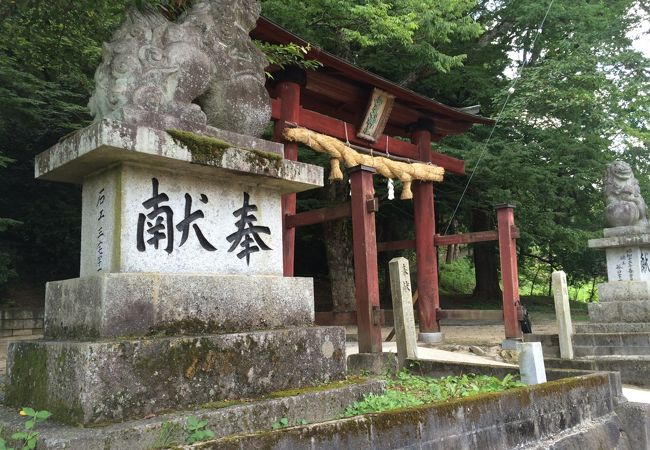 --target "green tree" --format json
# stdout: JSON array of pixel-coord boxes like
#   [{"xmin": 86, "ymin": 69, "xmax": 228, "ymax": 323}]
[
  {"xmin": 433, "ymin": 0, "xmax": 650, "ymax": 296},
  {"xmin": 0, "ymin": 1, "xmax": 124, "ymax": 288}
]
